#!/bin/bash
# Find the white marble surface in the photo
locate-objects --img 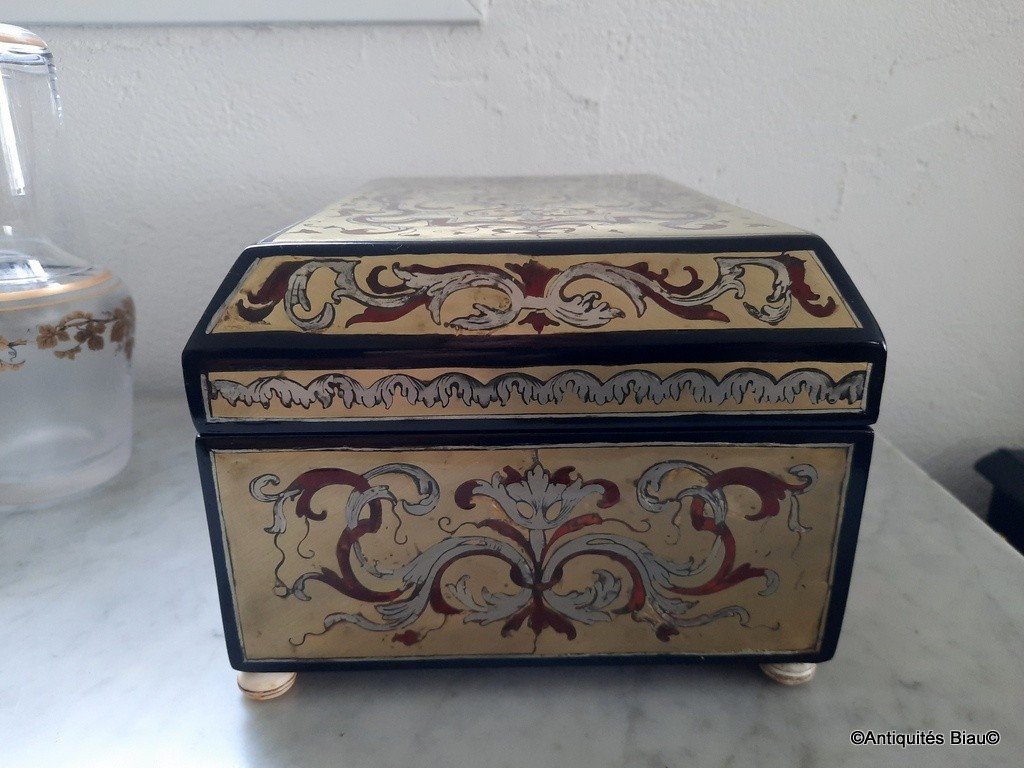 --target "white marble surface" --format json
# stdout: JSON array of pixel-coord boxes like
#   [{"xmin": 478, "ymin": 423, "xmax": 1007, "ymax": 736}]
[{"xmin": 2, "ymin": 395, "xmax": 1021, "ymax": 767}]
